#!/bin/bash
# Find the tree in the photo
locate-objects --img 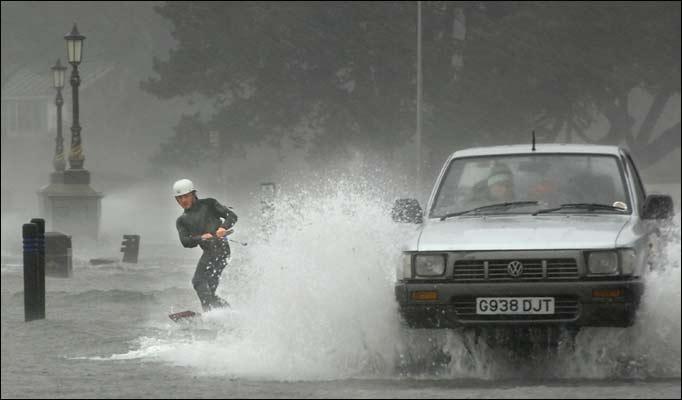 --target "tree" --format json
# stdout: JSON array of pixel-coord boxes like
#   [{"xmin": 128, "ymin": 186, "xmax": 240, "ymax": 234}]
[
  {"xmin": 434, "ymin": 2, "xmax": 681, "ymax": 168},
  {"xmin": 142, "ymin": 2, "xmax": 459, "ymax": 162},
  {"xmin": 151, "ymin": 112, "xmax": 210, "ymax": 169},
  {"xmin": 144, "ymin": 2, "xmax": 680, "ymax": 172}
]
